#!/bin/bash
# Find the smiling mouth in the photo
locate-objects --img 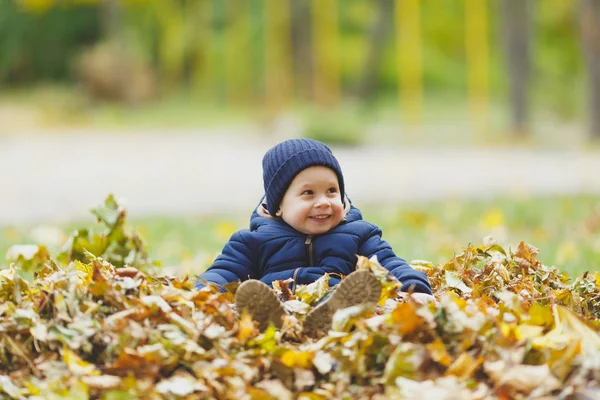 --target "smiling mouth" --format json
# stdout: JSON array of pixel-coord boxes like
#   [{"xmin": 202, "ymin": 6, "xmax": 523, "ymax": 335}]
[{"xmin": 310, "ymin": 215, "xmax": 331, "ymax": 220}]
